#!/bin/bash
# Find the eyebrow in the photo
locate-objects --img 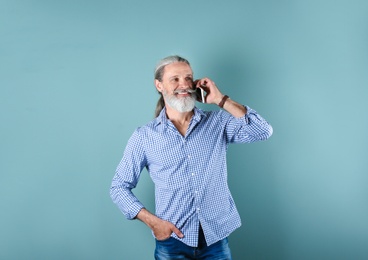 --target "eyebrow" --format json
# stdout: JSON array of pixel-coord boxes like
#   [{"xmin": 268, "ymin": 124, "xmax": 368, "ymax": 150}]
[{"xmin": 168, "ymin": 74, "xmax": 193, "ymax": 80}]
